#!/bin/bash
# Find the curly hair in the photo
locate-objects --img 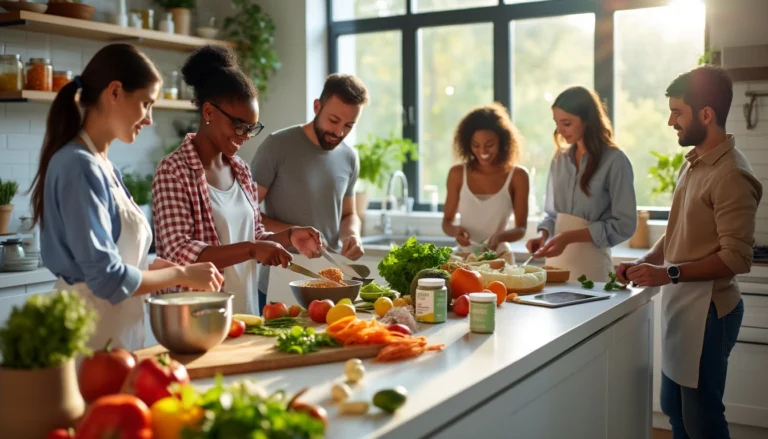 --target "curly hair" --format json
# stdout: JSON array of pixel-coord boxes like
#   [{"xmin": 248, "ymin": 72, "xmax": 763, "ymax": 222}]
[{"xmin": 453, "ymin": 102, "xmax": 522, "ymax": 170}]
